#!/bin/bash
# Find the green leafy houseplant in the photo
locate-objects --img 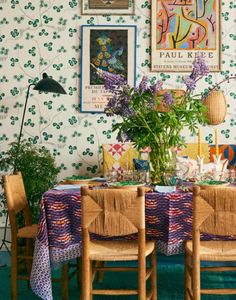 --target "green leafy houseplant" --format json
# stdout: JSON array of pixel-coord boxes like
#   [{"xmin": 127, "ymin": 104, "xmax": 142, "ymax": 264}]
[
  {"xmin": 95, "ymin": 56, "xmax": 210, "ymax": 185},
  {"xmin": 0, "ymin": 140, "xmax": 60, "ymax": 223}
]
